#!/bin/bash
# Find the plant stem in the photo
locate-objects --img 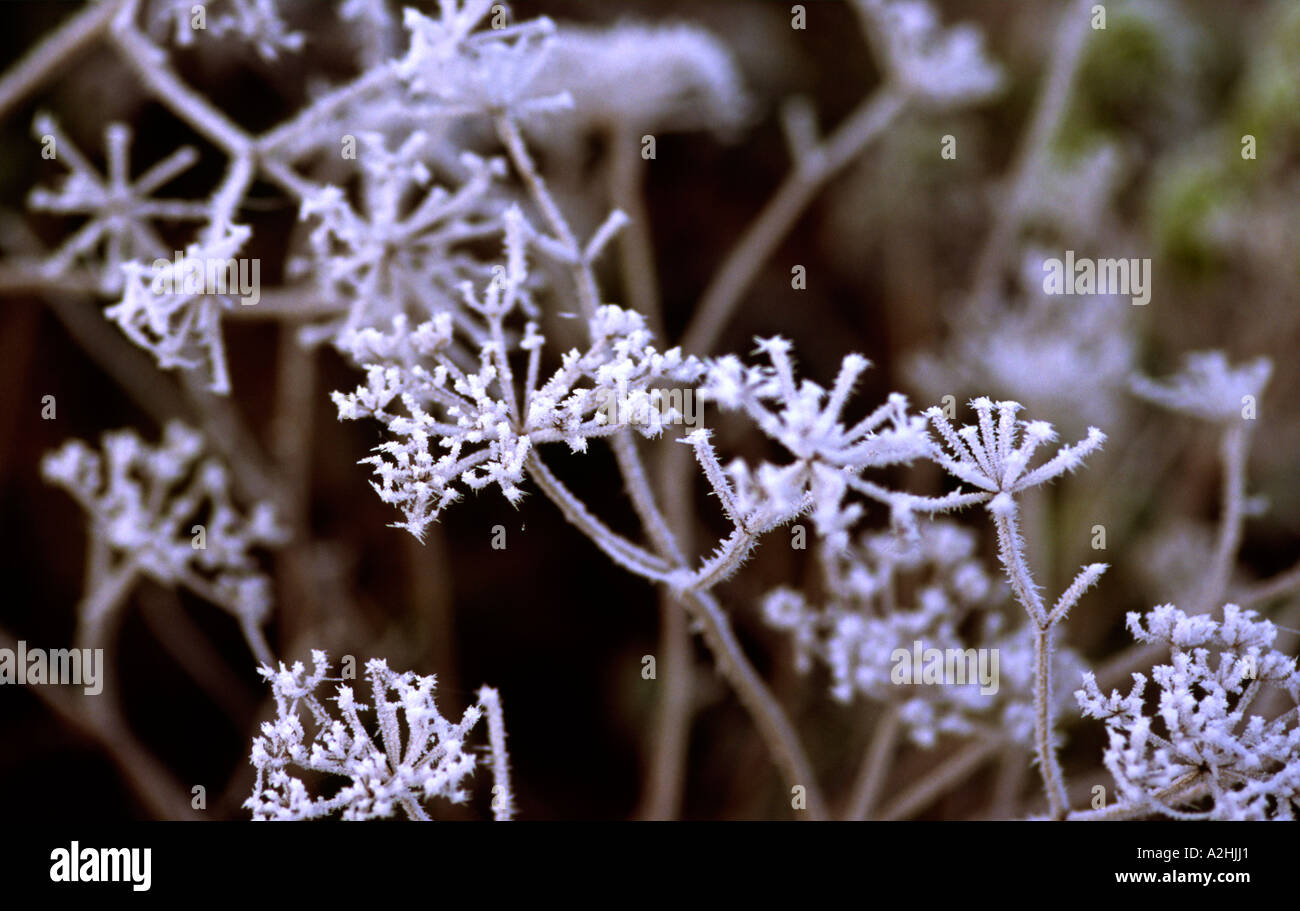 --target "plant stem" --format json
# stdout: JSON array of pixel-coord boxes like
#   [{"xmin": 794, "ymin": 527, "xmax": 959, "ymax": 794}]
[
  {"xmin": 1200, "ymin": 423, "xmax": 1248, "ymax": 615},
  {"xmin": 606, "ymin": 125, "xmax": 664, "ymax": 339},
  {"xmin": 681, "ymin": 88, "xmax": 906, "ymax": 356},
  {"xmin": 1034, "ymin": 626, "xmax": 1068, "ymax": 818},
  {"xmin": 967, "ymin": 0, "xmax": 1095, "ymax": 307},
  {"xmin": 0, "ymin": 0, "xmax": 123, "ymax": 122},
  {"xmin": 994, "ymin": 508, "xmax": 1069, "ymax": 819},
  {"xmin": 109, "ymin": 11, "xmax": 253, "ymax": 157},
  {"xmin": 636, "ymin": 589, "xmax": 693, "ymax": 820},
  {"xmin": 880, "ymin": 739, "xmax": 1000, "ymax": 820},
  {"xmin": 844, "ymin": 704, "xmax": 899, "ymax": 820},
  {"xmin": 499, "ymin": 113, "xmax": 826, "ymax": 817}
]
